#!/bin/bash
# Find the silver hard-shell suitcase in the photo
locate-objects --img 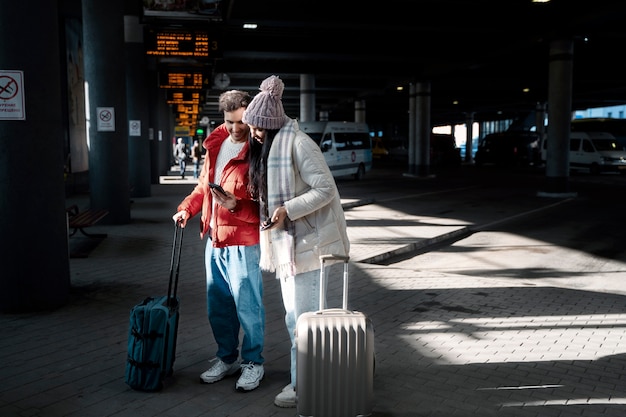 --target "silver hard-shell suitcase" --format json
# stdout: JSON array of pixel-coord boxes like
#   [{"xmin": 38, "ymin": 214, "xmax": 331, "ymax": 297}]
[{"xmin": 296, "ymin": 254, "xmax": 375, "ymax": 417}]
